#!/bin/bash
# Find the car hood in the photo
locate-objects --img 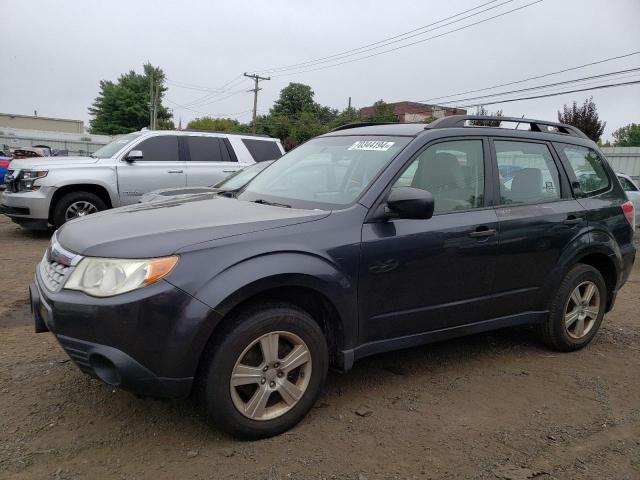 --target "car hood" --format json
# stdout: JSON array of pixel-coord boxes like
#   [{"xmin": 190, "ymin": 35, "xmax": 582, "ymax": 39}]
[
  {"xmin": 139, "ymin": 186, "xmax": 220, "ymax": 203},
  {"xmin": 9, "ymin": 156, "xmax": 99, "ymax": 170},
  {"xmin": 57, "ymin": 195, "xmax": 329, "ymax": 257}
]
